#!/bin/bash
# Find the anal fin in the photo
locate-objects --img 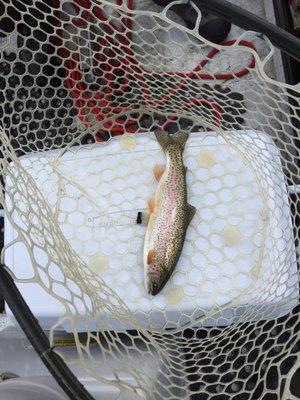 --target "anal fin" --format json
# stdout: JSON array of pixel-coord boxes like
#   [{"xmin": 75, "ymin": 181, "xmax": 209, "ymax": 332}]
[
  {"xmin": 148, "ymin": 197, "xmax": 156, "ymax": 214},
  {"xmin": 153, "ymin": 164, "xmax": 165, "ymax": 182}
]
